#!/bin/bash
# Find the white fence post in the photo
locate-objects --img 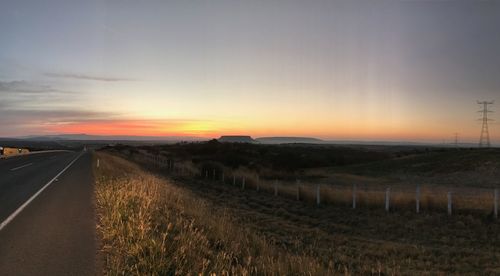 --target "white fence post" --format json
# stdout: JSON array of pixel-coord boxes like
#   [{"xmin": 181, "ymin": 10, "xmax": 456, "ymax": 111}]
[
  {"xmin": 385, "ymin": 187, "xmax": 390, "ymax": 212},
  {"xmin": 416, "ymin": 185, "xmax": 420, "ymax": 214},
  {"xmin": 274, "ymin": 180, "xmax": 278, "ymax": 196},
  {"xmin": 494, "ymin": 188, "xmax": 498, "ymax": 220},
  {"xmin": 316, "ymin": 184, "xmax": 321, "ymax": 206},
  {"xmin": 97, "ymin": 159, "xmax": 100, "ymax": 168},
  {"xmin": 296, "ymin": 180, "xmax": 300, "ymax": 201},
  {"xmin": 448, "ymin": 192, "xmax": 452, "ymax": 216},
  {"xmin": 352, "ymin": 184, "xmax": 357, "ymax": 209},
  {"xmin": 242, "ymin": 177, "xmax": 245, "ymax": 190}
]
